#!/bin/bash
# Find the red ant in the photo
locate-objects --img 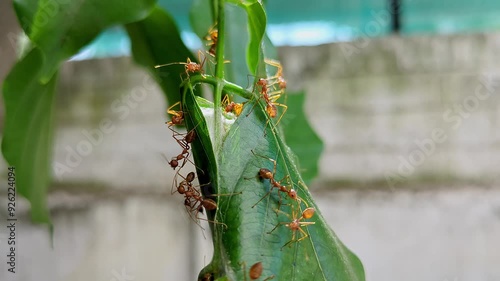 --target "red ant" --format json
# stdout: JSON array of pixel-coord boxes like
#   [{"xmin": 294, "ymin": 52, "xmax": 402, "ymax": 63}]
[
  {"xmin": 222, "ymin": 95, "xmax": 244, "ymax": 116},
  {"xmin": 240, "ymin": 261, "xmax": 275, "ymax": 281},
  {"xmin": 168, "ymin": 125, "xmax": 197, "ymax": 170},
  {"xmin": 155, "ymin": 50, "xmax": 206, "ymax": 79},
  {"xmin": 268, "ymin": 207, "xmax": 316, "ymax": 249},
  {"xmin": 205, "ymin": 25, "xmax": 218, "ymax": 56},
  {"xmin": 247, "ymin": 59, "xmax": 288, "ymax": 128},
  {"xmin": 166, "ymin": 101, "xmax": 184, "ymax": 128},
  {"xmin": 264, "ymin": 59, "xmax": 287, "ymax": 91},
  {"xmin": 175, "ymin": 171, "xmax": 241, "ymax": 229},
  {"xmin": 249, "ymin": 151, "xmax": 306, "ymax": 211},
  {"xmin": 174, "ymin": 171, "xmax": 226, "ymax": 229},
  {"xmin": 249, "ymin": 77, "xmax": 287, "ymax": 129}
]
